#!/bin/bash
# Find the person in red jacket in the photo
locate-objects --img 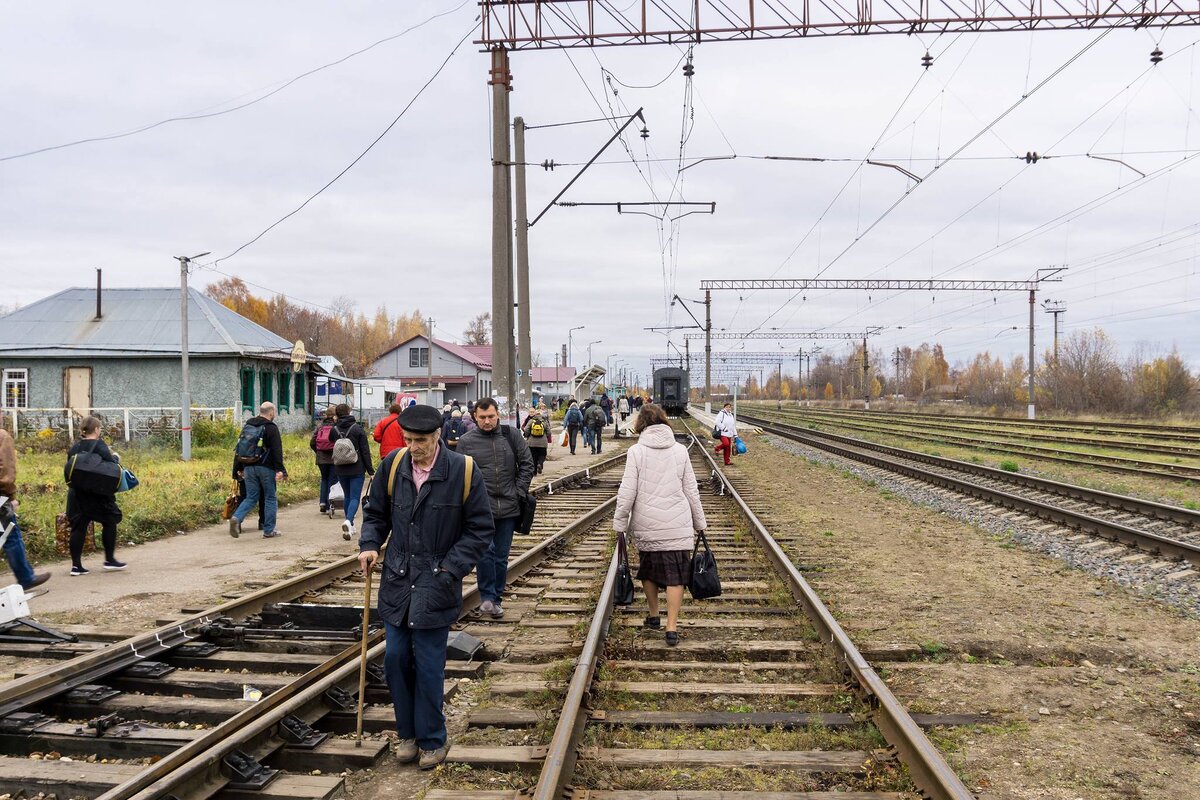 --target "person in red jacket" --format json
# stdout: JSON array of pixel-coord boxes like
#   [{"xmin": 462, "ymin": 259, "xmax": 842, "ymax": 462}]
[{"xmin": 373, "ymin": 403, "xmax": 408, "ymax": 459}]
